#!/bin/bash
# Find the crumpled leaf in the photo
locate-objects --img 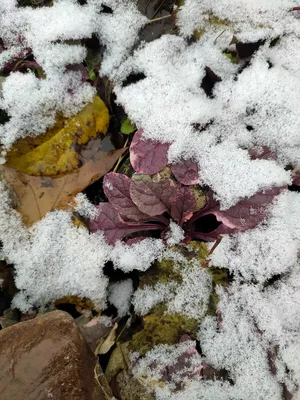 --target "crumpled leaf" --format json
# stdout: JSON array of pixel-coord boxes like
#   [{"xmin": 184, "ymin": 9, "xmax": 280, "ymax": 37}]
[
  {"xmin": 6, "ymin": 96, "xmax": 110, "ymax": 176},
  {"xmin": 103, "ymin": 172, "xmax": 148, "ymax": 222},
  {"xmin": 88, "ymin": 203, "xmax": 163, "ymax": 244},
  {"xmin": 130, "ymin": 177, "xmax": 176, "ymax": 216},
  {"xmin": 170, "ymin": 187, "xmax": 196, "ymax": 225},
  {"xmin": 171, "ymin": 159, "xmax": 199, "ymax": 185},
  {"xmin": 120, "ymin": 118, "xmax": 136, "ymax": 135},
  {"xmin": 0, "ymin": 147, "xmax": 124, "ymax": 225},
  {"xmin": 130, "ymin": 129, "xmax": 170, "ymax": 175}
]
